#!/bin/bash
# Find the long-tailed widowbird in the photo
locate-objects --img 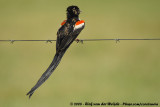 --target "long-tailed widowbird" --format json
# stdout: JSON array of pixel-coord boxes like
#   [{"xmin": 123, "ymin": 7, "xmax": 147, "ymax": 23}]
[{"xmin": 27, "ymin": 5, "xmax": 85, "ymax": 98}]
